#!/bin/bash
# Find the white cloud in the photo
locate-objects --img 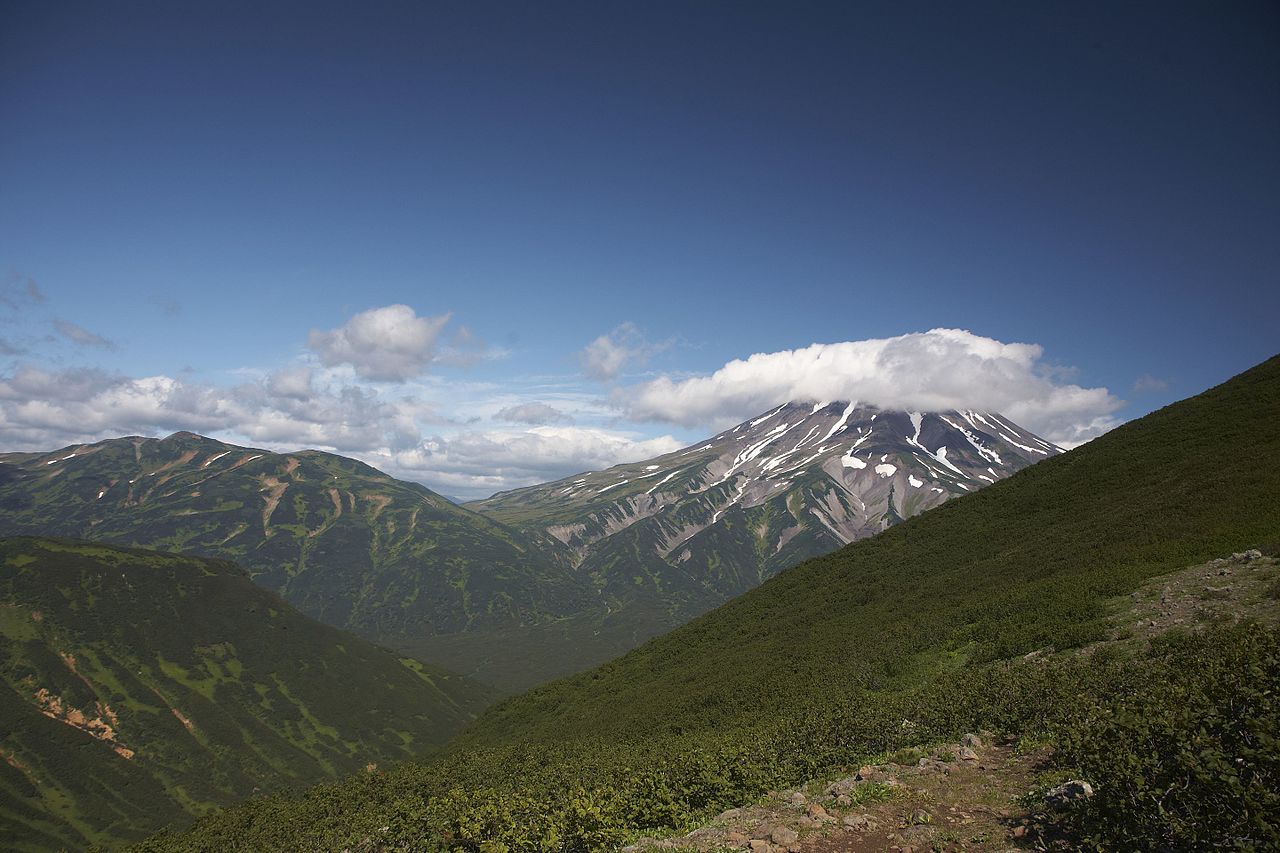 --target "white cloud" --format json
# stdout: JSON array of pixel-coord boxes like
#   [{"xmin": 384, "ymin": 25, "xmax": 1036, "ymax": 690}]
[
  {"xmin": 578, "ymin": 322, "xmax": 664, "ymax": 380},
  {"xmin": 615, "ymin": 328, "xmax": 1123, "ymax": 447},
  {"xmin": 0, "ymin": 363, "xmax": 681, "ymax": 500},
  {"xmin": 494, "ymin": 402, "xmax": 573, "ymax": 425},
  {"xmin": 0, "ymin": 365, "xmax": 404, "ymax": 454},
  {"xmin": 307, "ymin": 304, "xmax": 452, "ymax": 381},
  {"xmin": 266, "ymin": 366, "xmax": 314, "ymax": 399},
  {"xmin": 378, "ymin": 426, "xmax": 683, "ymax": 498}
]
